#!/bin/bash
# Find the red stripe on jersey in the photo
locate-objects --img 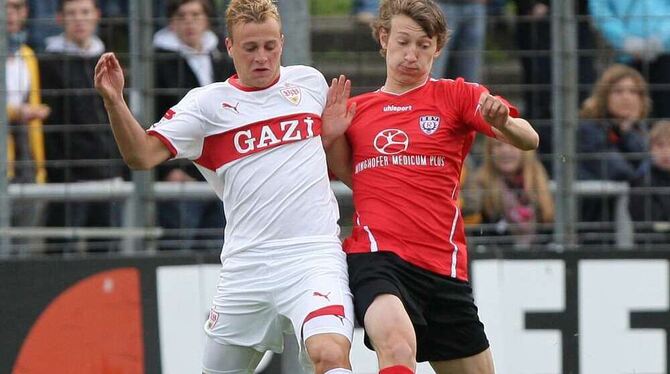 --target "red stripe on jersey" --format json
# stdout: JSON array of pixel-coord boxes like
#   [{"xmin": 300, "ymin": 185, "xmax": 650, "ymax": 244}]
[
  {"xmin": 195, "ymin": 113, "xmax": 322, "ymax": 171},
  {"xmin": 303, "ymin": 305, "xmax": 345, "ymax": 325},
  {"xmin": 147, "ymin": 130, "xmax": 178, "ymax": 158}
]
